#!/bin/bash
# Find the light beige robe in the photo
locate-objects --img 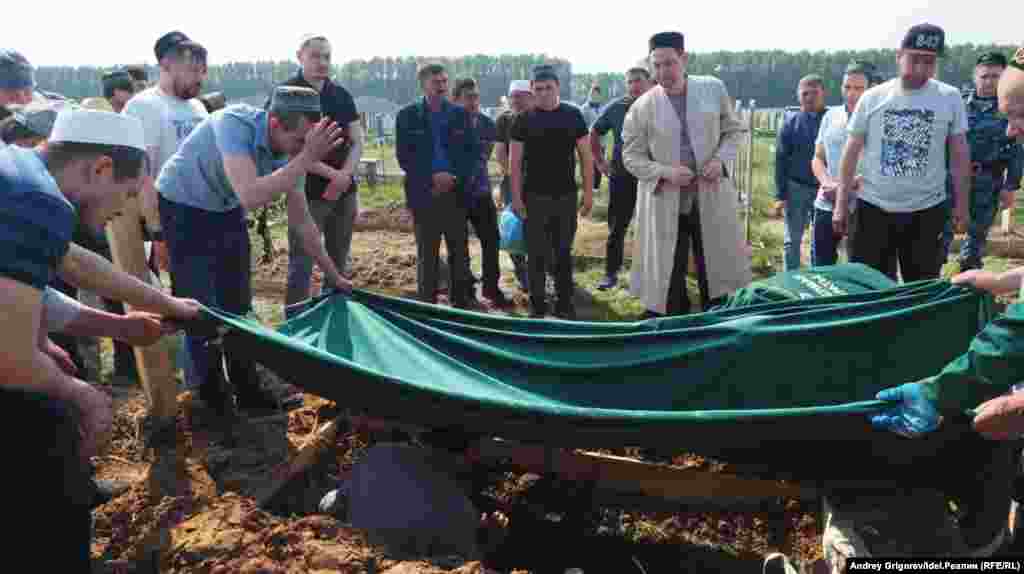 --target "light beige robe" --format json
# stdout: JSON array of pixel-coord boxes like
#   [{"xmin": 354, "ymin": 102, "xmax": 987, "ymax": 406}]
[{"xmin": 622, "ymin": 77, "xmax": 752, "ymax": 313}]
